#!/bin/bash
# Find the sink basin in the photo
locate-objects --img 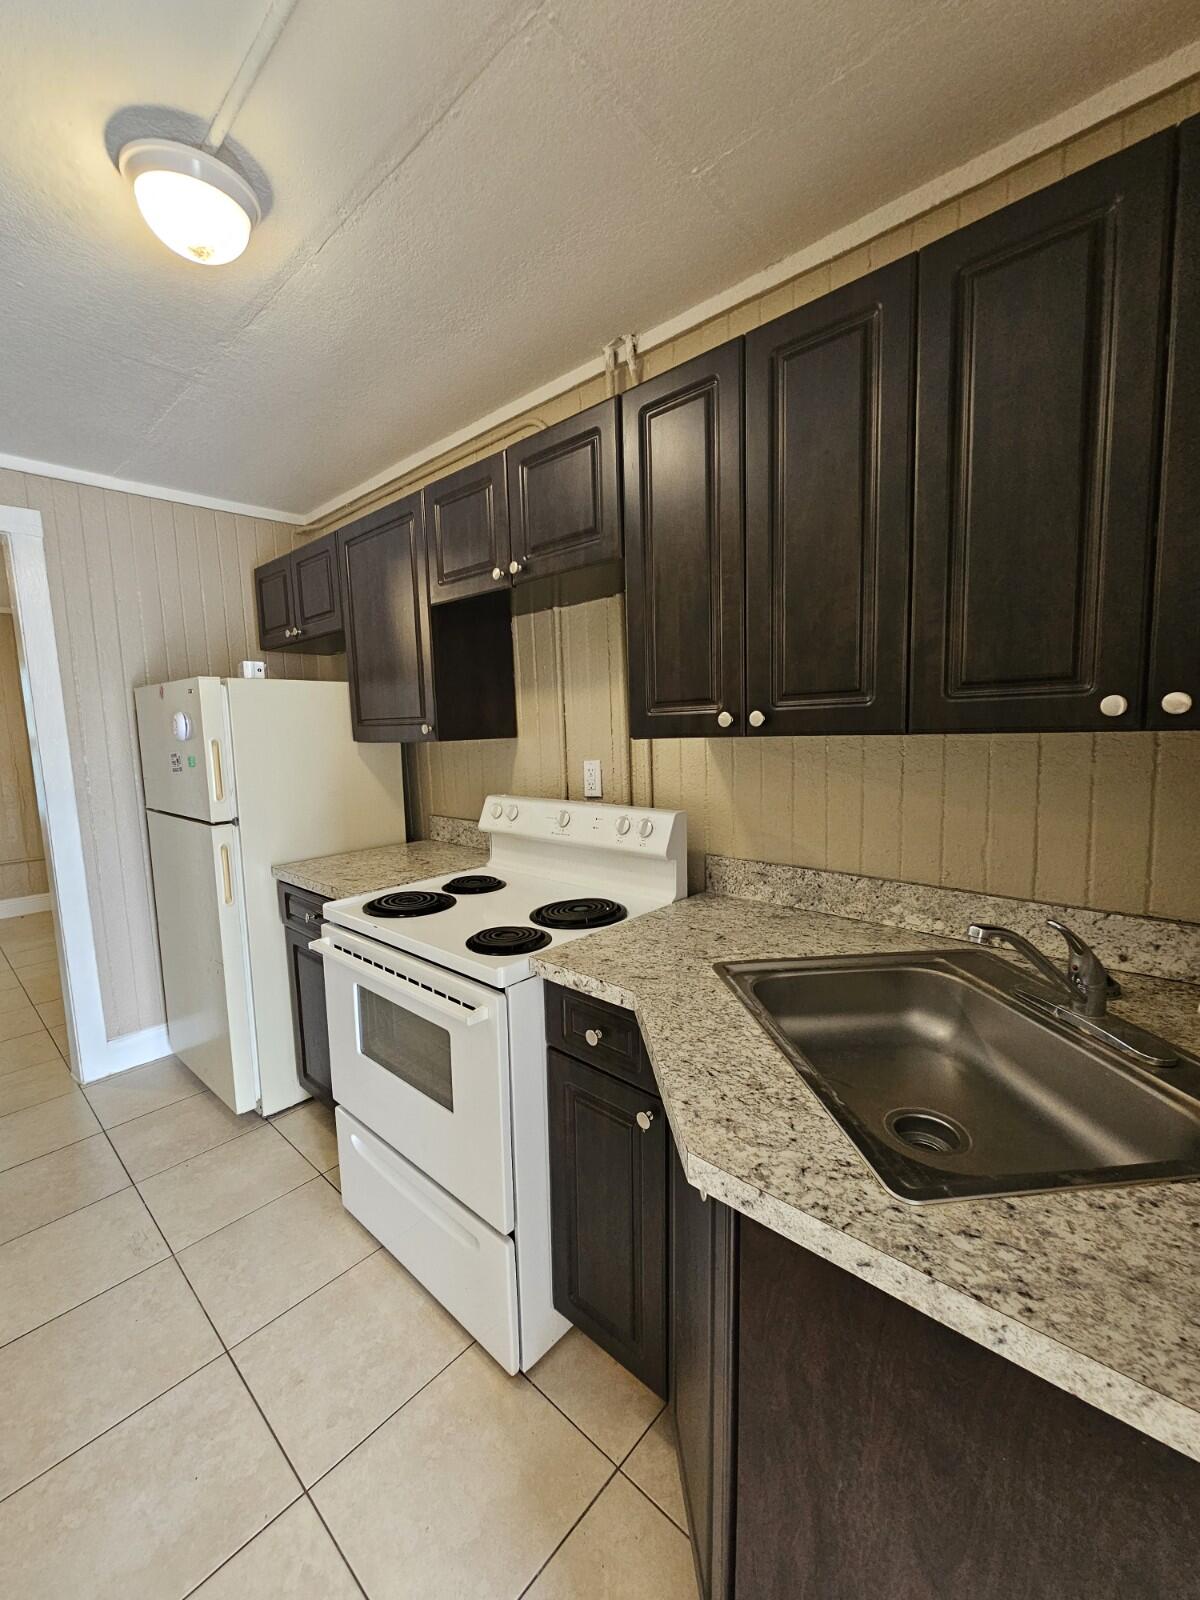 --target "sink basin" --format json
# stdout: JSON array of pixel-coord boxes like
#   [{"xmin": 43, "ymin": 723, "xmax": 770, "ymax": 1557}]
[{"xmin": 716, "ymin": 949, "xmax": 1200, "ymax": 1204}]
